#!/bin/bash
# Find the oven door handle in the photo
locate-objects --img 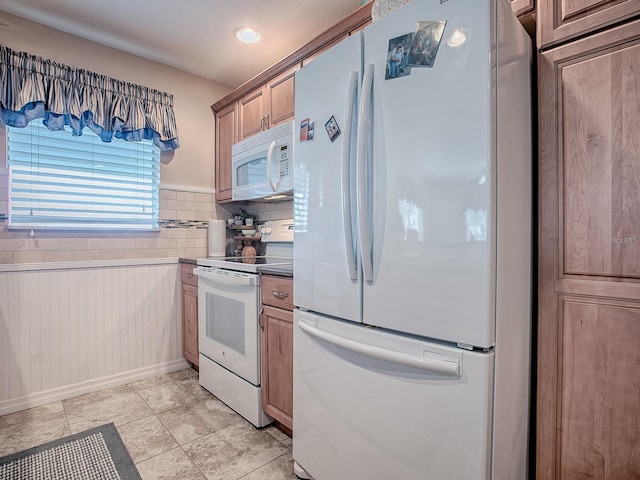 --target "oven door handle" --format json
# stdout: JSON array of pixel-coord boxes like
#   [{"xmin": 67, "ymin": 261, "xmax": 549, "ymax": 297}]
[{"xmin": 195, "ymin": 268, "xmax": 259, "ymax": 286}]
